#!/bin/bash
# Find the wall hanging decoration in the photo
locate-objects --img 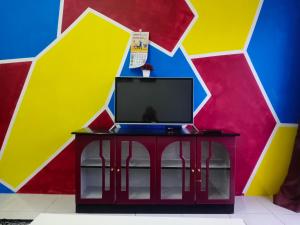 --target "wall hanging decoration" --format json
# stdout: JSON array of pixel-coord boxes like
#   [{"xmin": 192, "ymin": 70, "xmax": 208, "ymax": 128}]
[{"xmin": 129, "ymin": 30, "xmax": 149, "ymax": 68}]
